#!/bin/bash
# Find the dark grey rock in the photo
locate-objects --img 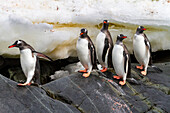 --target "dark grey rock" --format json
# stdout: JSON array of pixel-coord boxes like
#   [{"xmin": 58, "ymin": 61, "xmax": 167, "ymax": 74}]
[
  {"xmin": 0, "ymin": 74, "xmax": 80, "ymax": 113},
  {"xmin": 43, "ymin": 73, "xmax": 132, "ymax": 113},
  {"xmin": 0, "ymin": 62, "xmax": 170, "ymax": 113},
  {"xmin": 43, "ymin": 62, "xmax": 170, "ymax": 113}
]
